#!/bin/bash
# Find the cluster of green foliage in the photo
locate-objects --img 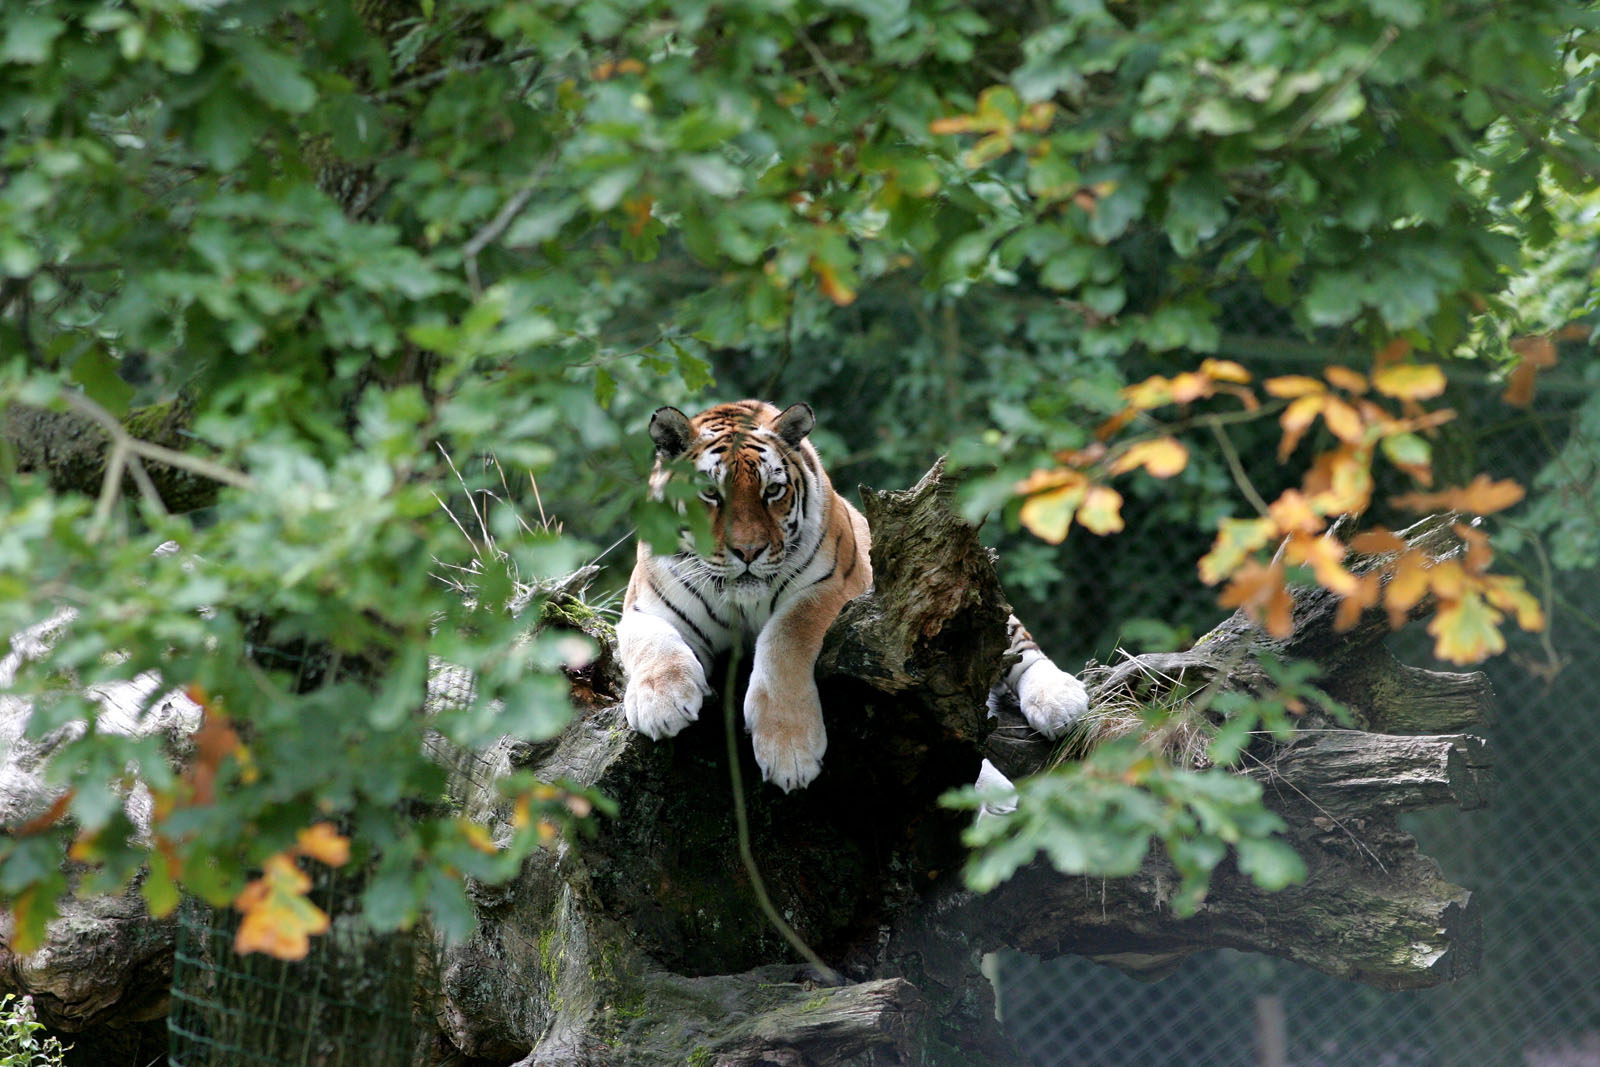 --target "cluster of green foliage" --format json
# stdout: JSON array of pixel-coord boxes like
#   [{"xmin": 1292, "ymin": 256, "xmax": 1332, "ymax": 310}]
[
  {"xmin": 1, "ymin": 0, "xmax": 1596, "ymax": 951},
  {"xmin": 0, "ymin": 996, "xmax": 68, "ymax": 1067}
]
